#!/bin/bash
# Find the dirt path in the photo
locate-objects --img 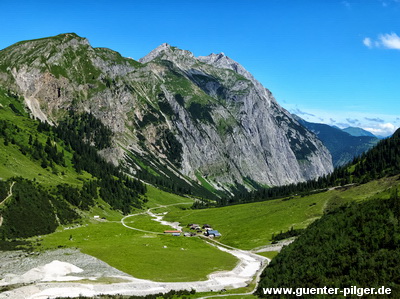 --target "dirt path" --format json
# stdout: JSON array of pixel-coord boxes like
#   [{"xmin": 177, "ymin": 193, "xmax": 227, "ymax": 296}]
[
  {"xmin": 0, "ymin": 181, "xmax": 15, "ymax": 206},
  {"xmin": 121, "ymin": 202, "xmax": 192, "ymax": 234},
  {"xmin": 0, "ymin": 181, "xmax": 15, "ymax": 227}
]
